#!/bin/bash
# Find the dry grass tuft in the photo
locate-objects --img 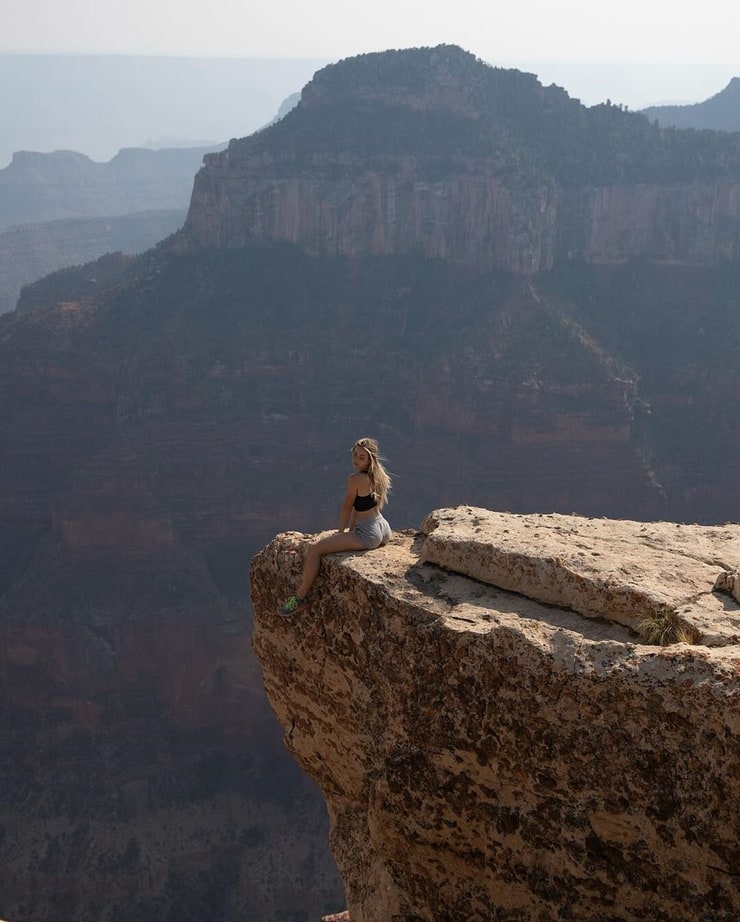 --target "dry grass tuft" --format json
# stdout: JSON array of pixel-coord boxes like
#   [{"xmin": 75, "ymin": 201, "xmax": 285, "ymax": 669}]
[{"xmin": 639, "ymin": 609, "xmax": 701, "ymax": 646}]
